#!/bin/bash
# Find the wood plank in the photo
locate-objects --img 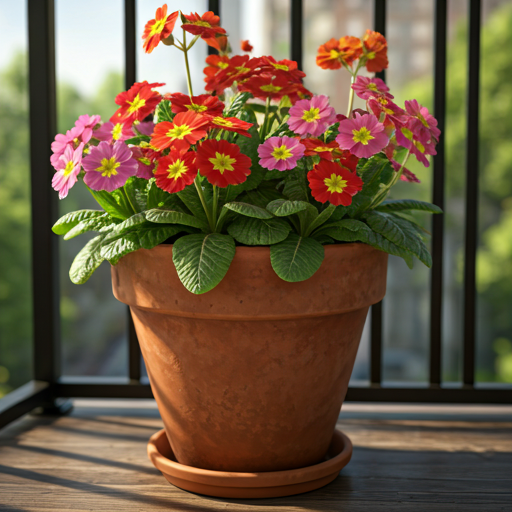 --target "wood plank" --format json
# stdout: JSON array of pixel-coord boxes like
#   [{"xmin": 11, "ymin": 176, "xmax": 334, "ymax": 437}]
[{"xmin": 0, "ymin": 401, "xmax": 511, "ymax": 512}]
